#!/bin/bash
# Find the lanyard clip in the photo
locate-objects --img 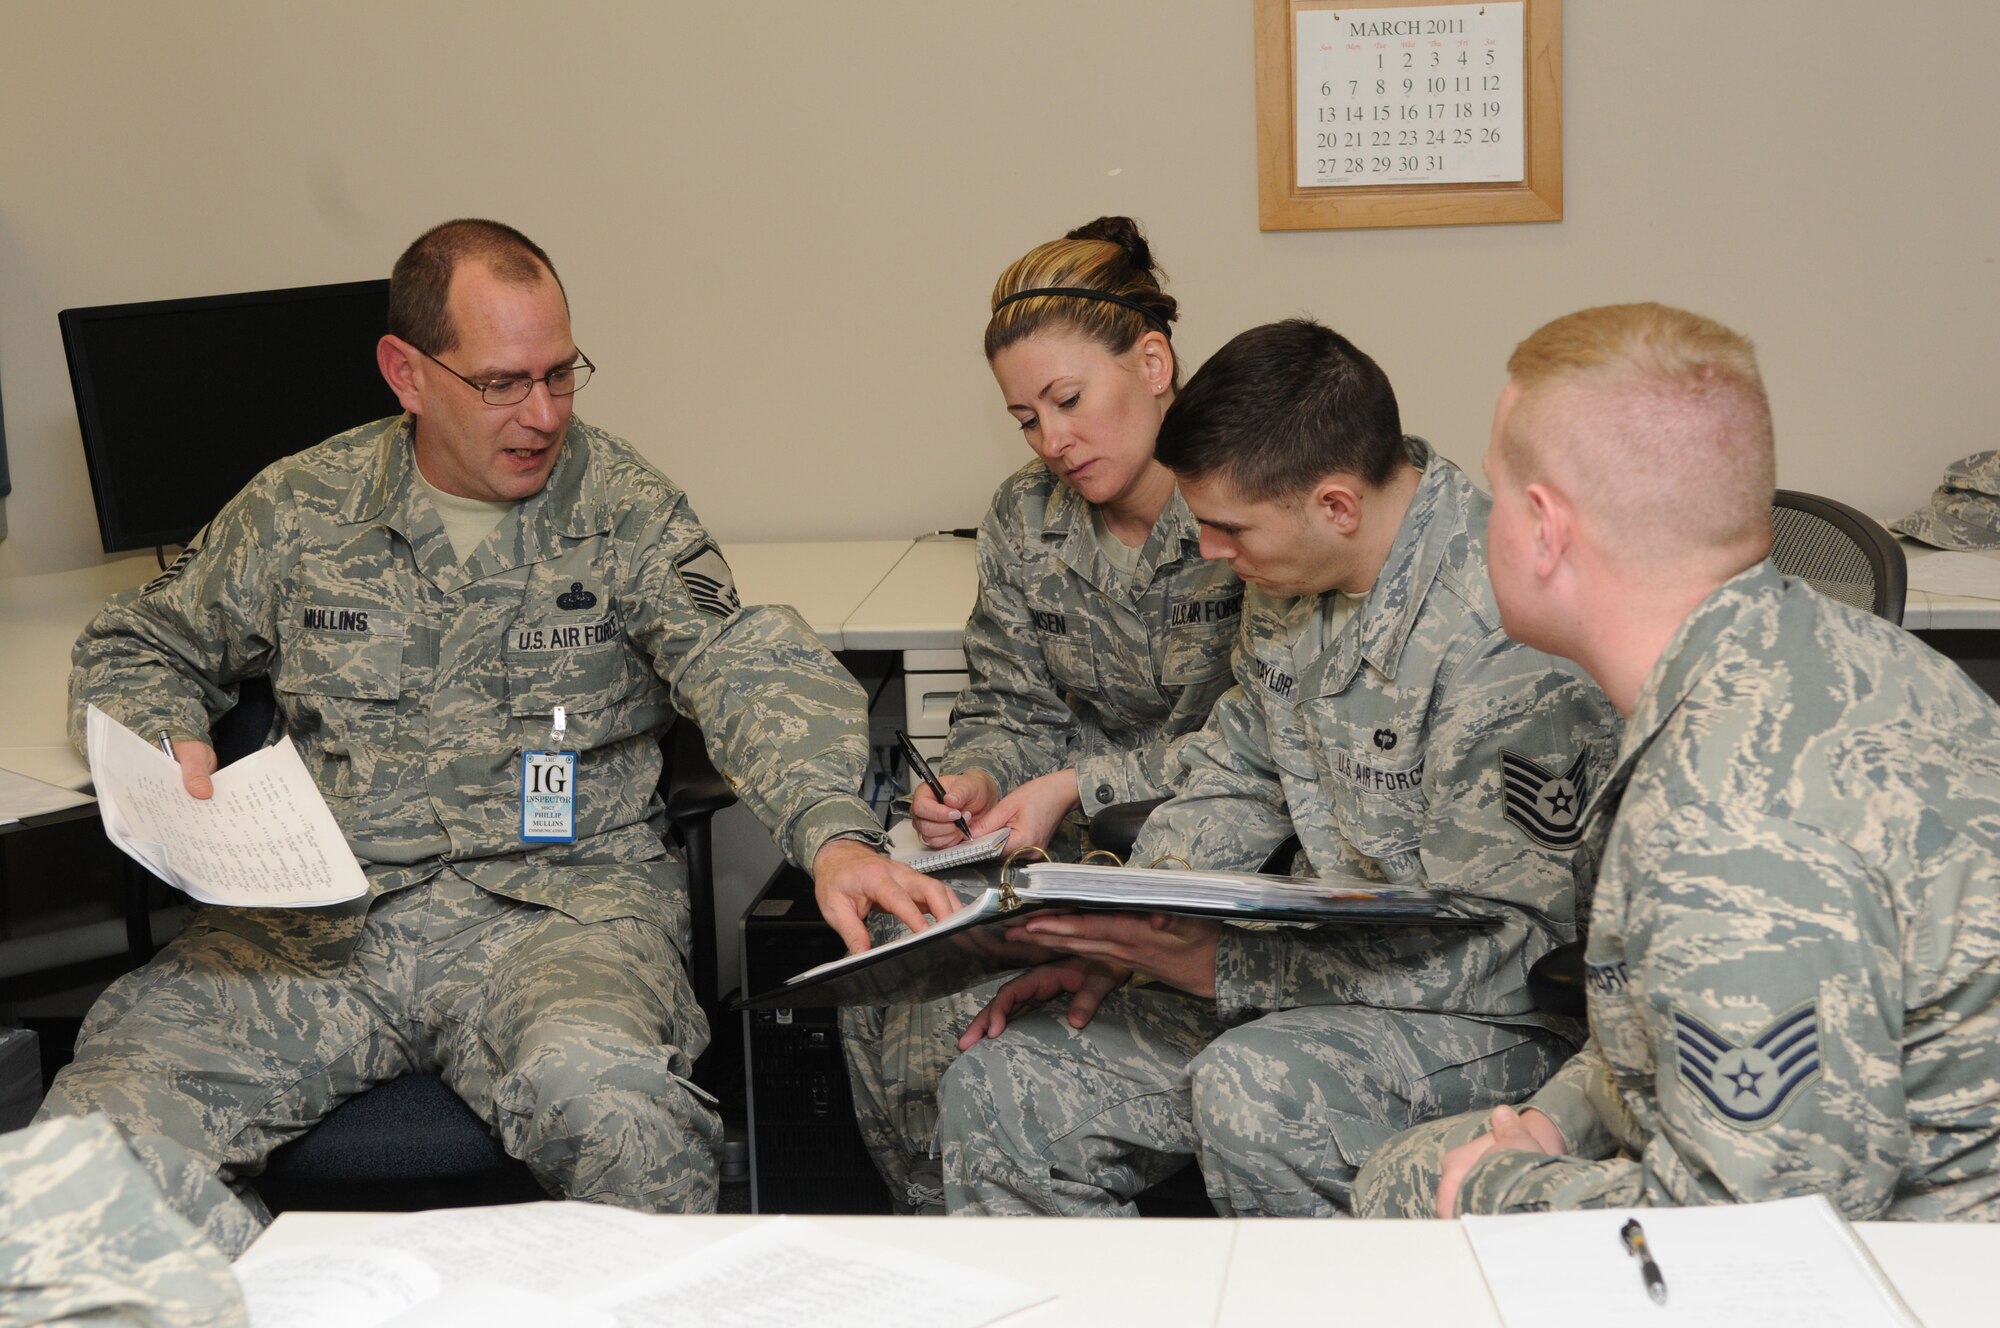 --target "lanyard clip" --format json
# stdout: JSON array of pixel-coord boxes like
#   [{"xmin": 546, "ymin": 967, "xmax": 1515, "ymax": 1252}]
[{"xmin": 549, "ymin": 705, "xmax": 568, "ymax": 750}]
